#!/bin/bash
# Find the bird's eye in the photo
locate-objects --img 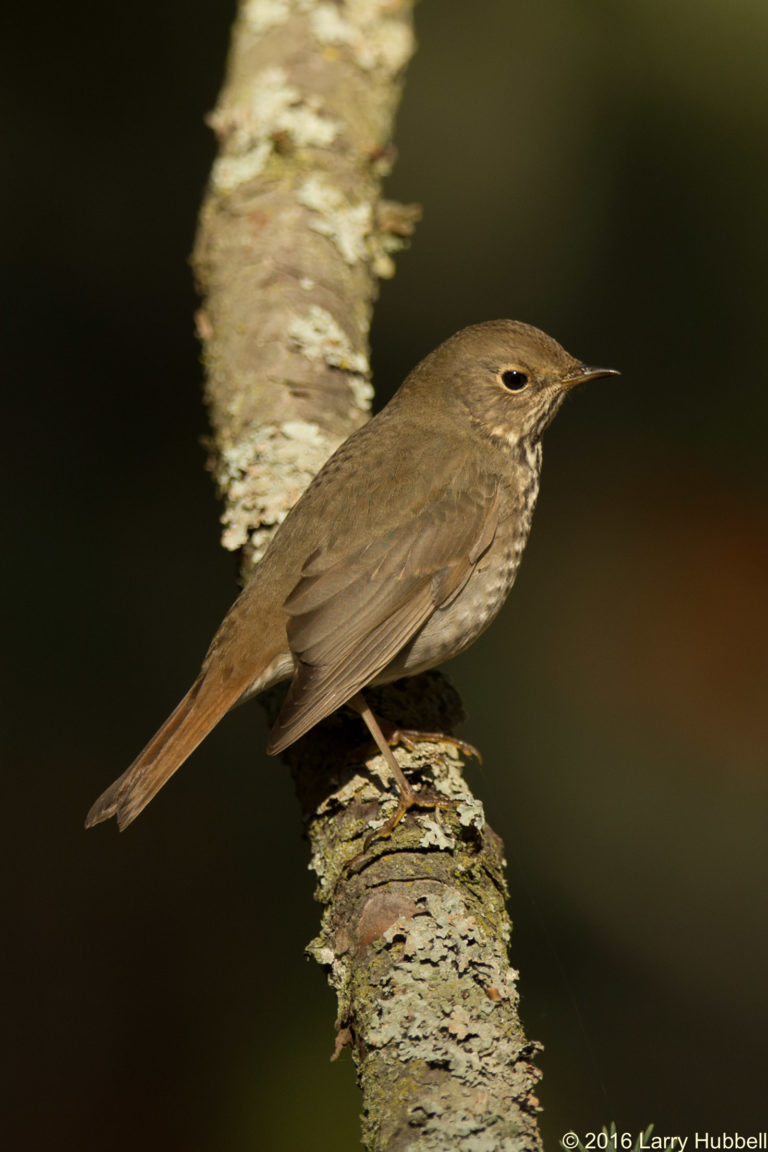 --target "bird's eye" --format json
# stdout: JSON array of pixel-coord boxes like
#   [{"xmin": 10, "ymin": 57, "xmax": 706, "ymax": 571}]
[{"xmin": 499, "ymin": 369, "xmax": 528, "ymax": 391}]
